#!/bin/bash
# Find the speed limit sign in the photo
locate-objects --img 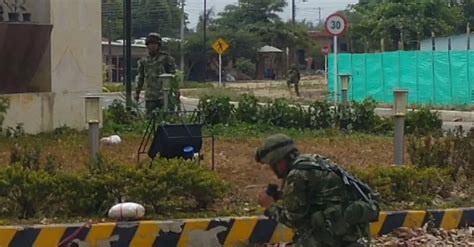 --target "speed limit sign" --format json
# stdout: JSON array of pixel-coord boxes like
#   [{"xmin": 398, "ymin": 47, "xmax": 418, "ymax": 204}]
[
  {"xmin": 325, "ymin": 13, "xmax": 348, "ymax": 107},
  {"xmin": 325, "ymin": 13, "xmax": 348, "ymax": 36}
]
